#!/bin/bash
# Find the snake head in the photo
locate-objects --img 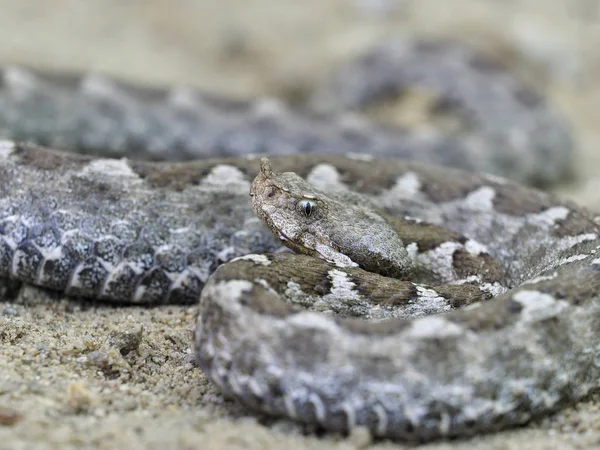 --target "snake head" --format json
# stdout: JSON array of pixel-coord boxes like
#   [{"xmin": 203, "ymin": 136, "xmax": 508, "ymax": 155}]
[{"xmin": 250, "ymin": 158, "xmax": 413, "ymax": 277}]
